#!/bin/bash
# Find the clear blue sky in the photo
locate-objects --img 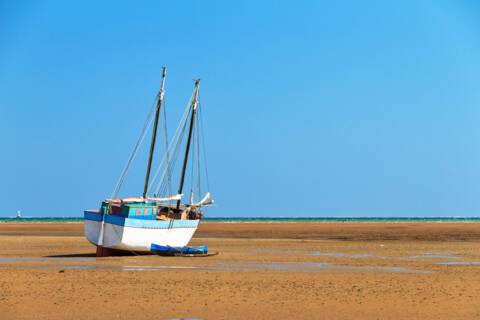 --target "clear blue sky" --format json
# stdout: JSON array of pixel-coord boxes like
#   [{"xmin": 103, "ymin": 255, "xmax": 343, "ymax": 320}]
[{"xmin": 1, "ymin": 1, "xmax": 479, "ymax": 217}]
